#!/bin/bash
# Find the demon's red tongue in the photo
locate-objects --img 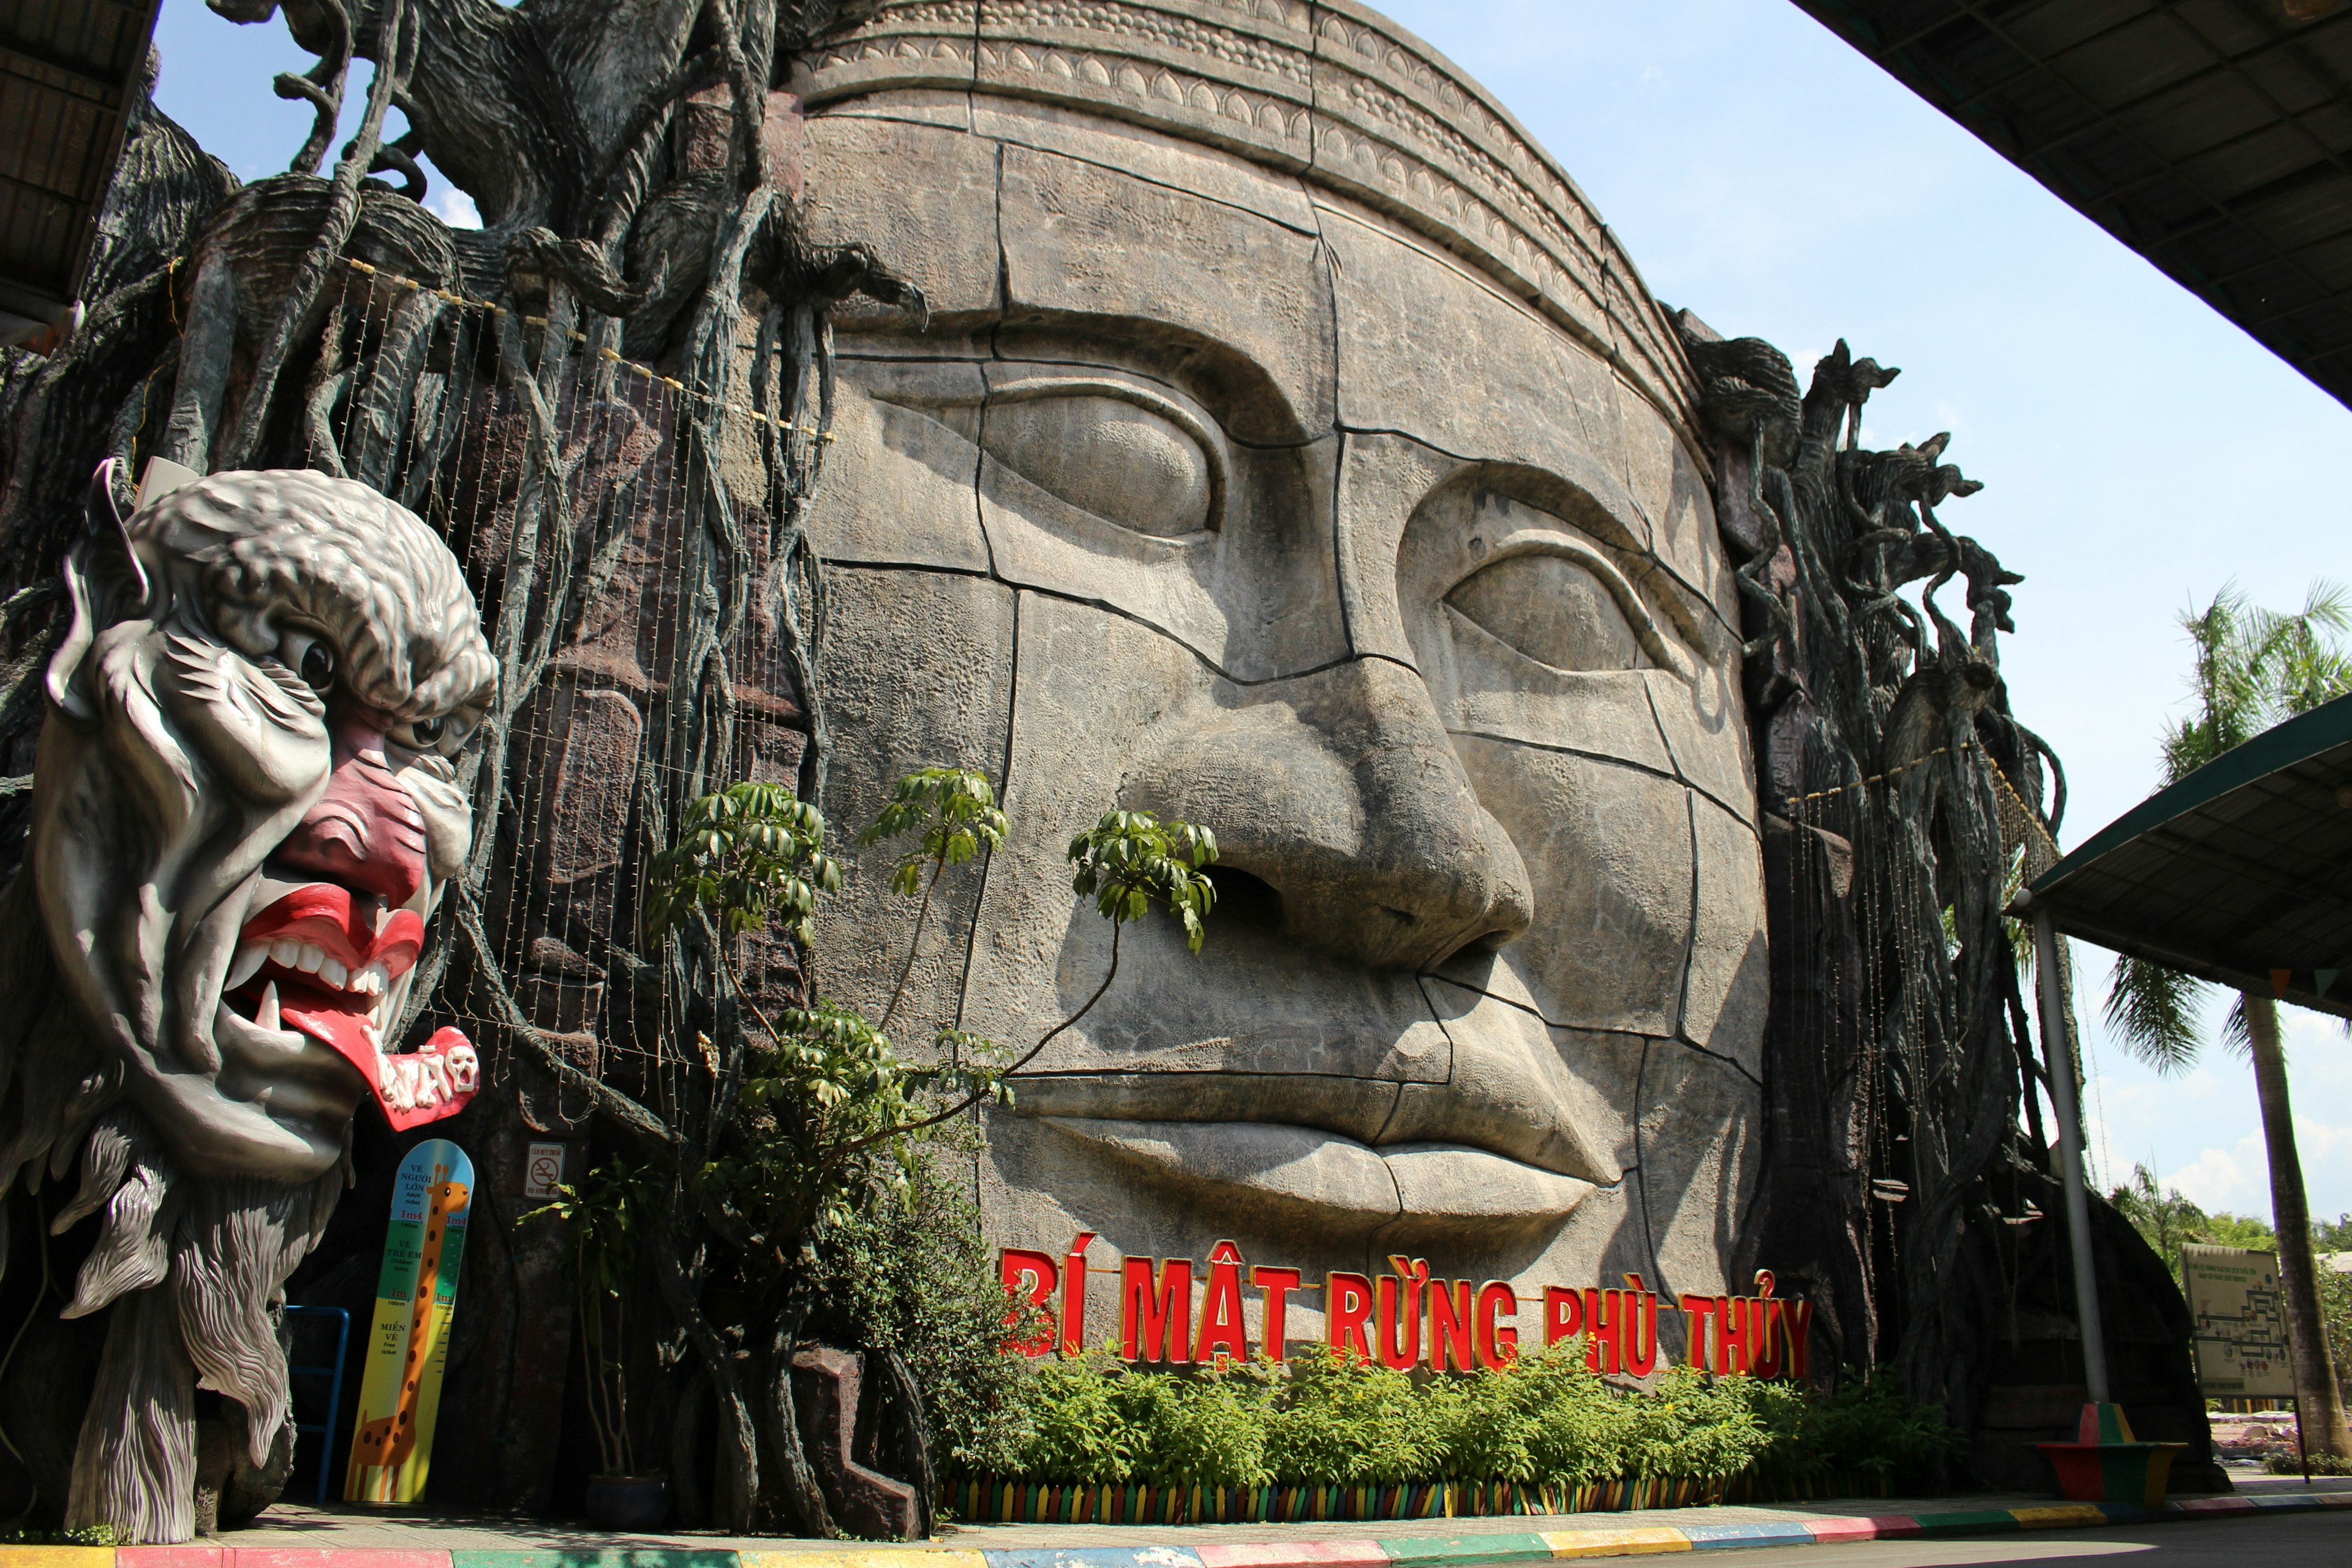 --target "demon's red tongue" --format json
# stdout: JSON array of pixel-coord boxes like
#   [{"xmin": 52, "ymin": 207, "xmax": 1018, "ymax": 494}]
[{"xmin": 277, "ymin": 993, "xmax": 480, "ymax": 1131}]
